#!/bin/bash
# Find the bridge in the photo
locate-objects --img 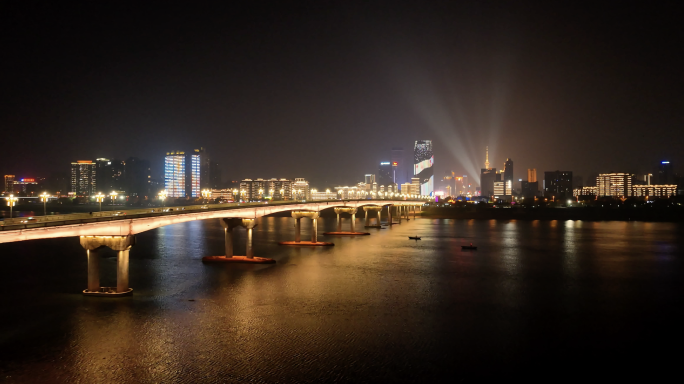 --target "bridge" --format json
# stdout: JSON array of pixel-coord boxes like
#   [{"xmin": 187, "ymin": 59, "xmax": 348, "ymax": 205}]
[{"xmin": 0, "ymin": 199, "xmax": 424, "ymax": 296}]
